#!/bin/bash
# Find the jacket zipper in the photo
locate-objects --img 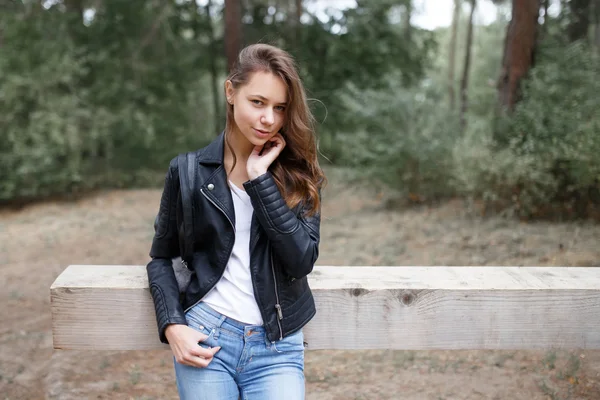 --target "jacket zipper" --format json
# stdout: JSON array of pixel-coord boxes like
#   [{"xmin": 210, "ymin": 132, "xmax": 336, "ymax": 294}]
[
  {"xmin": 200, "ymin": 187, "xmax": 235, "ymax": 231},
  {"xmin": 271, "ymin": 248, "xmax": 284, "ymax": 340},
  {"xmin": 184, "ymin": 187, "xmax": 235, "ymax": 313}
]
